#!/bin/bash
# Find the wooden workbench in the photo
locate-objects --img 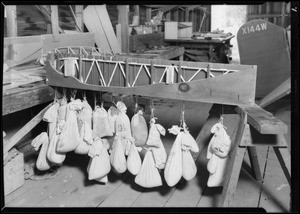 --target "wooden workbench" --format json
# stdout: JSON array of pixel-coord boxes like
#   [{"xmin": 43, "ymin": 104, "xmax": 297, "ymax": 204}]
[
  {"xmin": 2, "ymin": 63, "xmax": 54, "ymax": 116},
  {"xmin": 164, "ymin": 36, "xmax": 234, "ymax": 63}
]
